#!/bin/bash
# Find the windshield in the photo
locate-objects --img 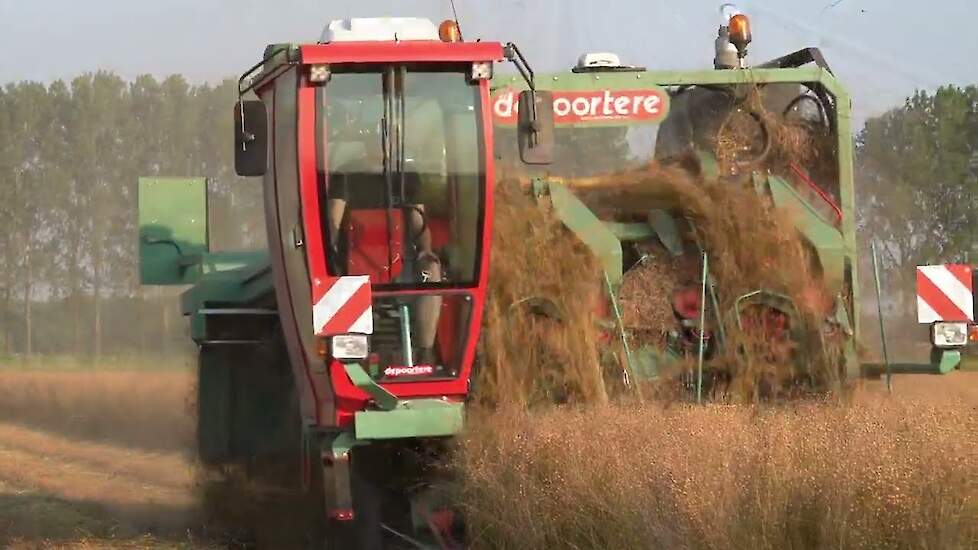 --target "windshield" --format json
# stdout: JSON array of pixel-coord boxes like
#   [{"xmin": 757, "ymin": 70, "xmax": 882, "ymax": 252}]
[{"xmin": 317, "ymin": 65, "xmax": 485, "ymax": 289}]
